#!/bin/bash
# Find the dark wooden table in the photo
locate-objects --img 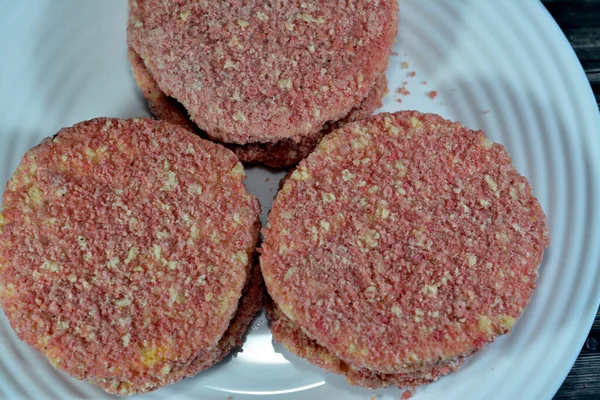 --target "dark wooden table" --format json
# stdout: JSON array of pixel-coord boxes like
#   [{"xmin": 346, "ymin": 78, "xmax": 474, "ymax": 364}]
[{"xmin": 543, "ymin": 1, "xmax": 600, "ymax": 398}]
